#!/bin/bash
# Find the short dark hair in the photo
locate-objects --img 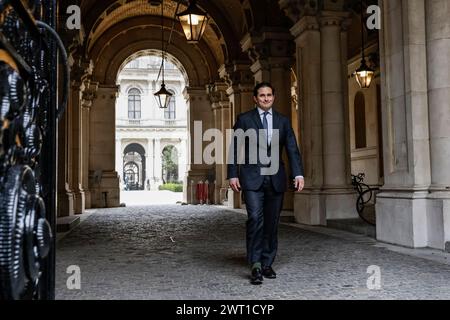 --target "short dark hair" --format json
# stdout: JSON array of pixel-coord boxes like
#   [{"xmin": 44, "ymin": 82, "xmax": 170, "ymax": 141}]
[{"xmin": 253, "ymin": 82, "xmax": 275, "ymax": 97}]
